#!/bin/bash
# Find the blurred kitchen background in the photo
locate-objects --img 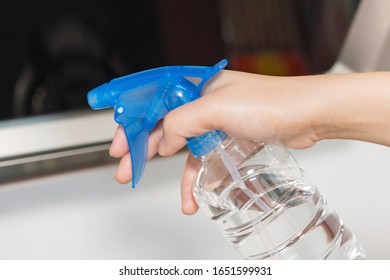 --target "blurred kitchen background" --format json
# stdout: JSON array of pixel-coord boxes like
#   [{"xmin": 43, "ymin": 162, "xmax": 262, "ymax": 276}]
[
  {"xmin": 2, "ymin": 0, "xmax": 390, "ymax": 260},
  {"xmin": 0, "ymin": 0, "xmax": 359, "ymax": 120}
]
